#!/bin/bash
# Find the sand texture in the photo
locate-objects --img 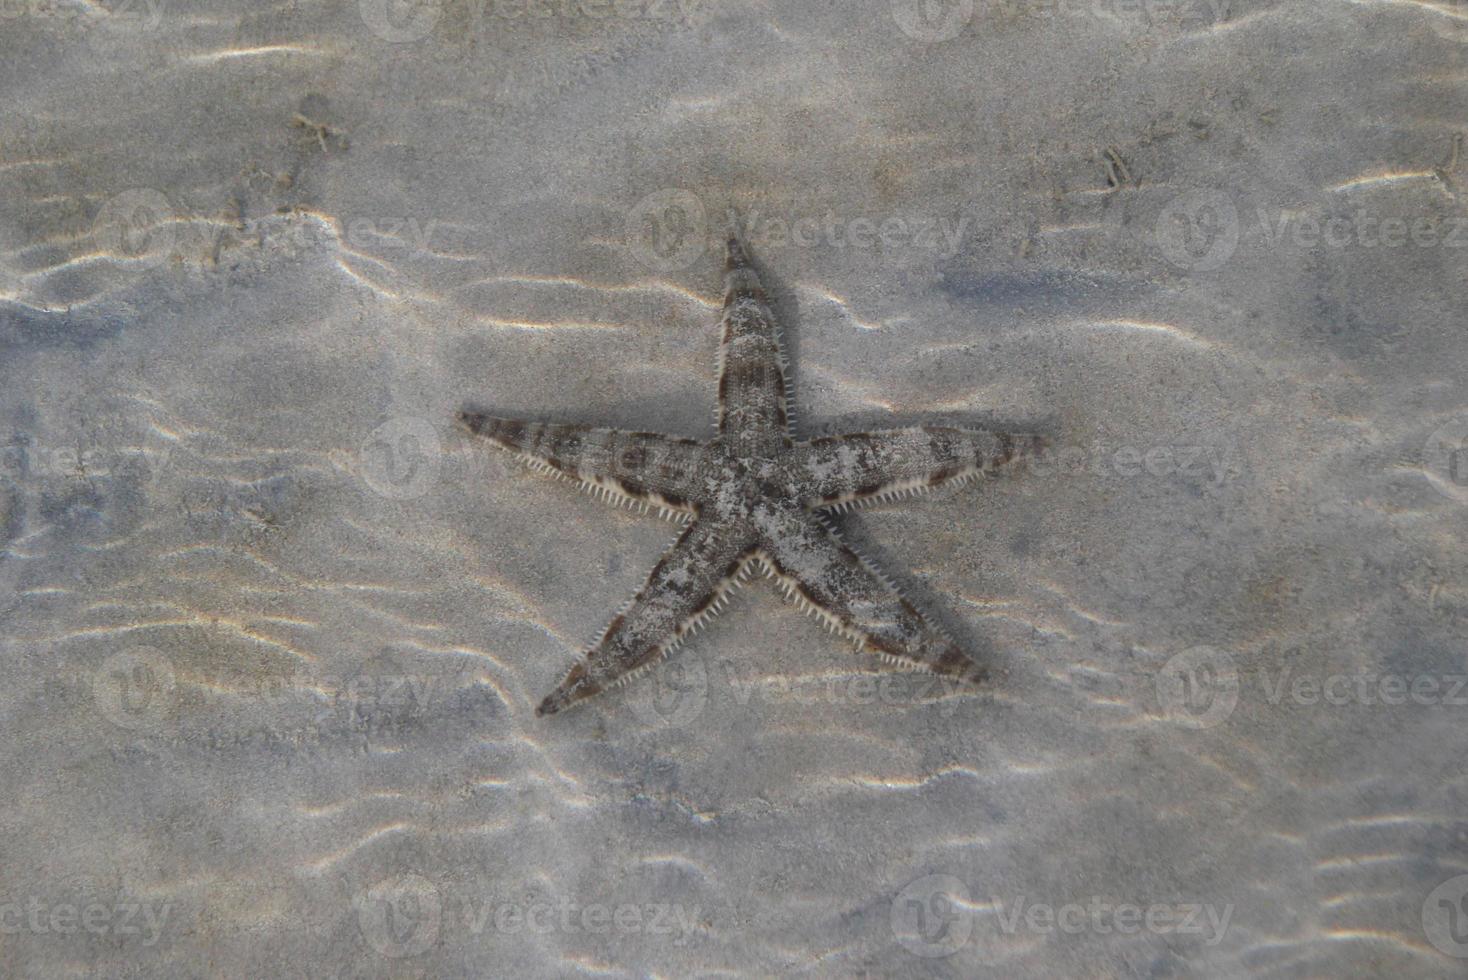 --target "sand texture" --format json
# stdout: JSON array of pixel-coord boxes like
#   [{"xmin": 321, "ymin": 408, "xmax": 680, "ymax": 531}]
[{"xmin": 2, "ymin": 1, "xmax": 1467, "ymax": 976}]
